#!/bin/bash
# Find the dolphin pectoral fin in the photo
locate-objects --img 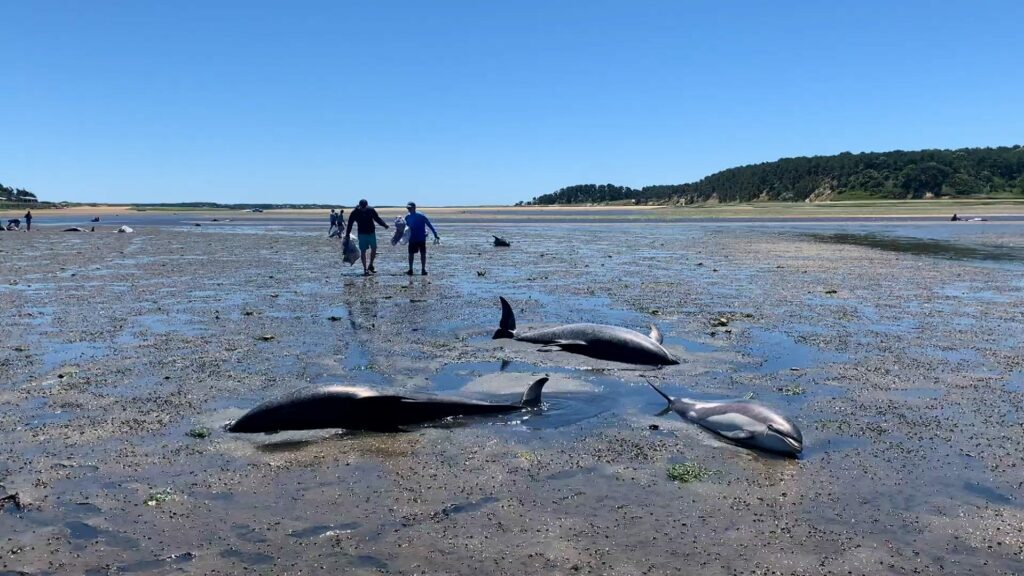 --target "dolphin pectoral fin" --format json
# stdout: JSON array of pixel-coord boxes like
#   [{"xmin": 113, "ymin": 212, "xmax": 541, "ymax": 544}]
[
  {"xmin": 536, "ymin": 340, "xmax": 587, "ymax": 352},
  {"xmin": 654, "ymin": 406, "xmax": 672, "ymax": 417},
  {"xmin": 649, "ymin": 324, "xmax": 664, "ymax": 344}
]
